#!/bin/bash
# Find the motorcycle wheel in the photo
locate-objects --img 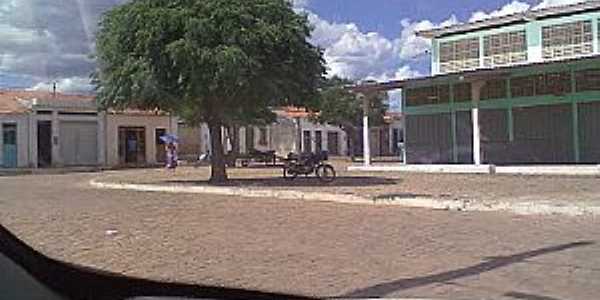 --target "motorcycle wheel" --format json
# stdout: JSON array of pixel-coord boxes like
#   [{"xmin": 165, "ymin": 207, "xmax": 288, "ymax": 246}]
[
  {"xmin": 283, "ymin": 167, "xmax": 297, "ymax": 180},
  {"xmin": 316, "ymin": 164, "xmax": 336, "ymax": 183}
]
